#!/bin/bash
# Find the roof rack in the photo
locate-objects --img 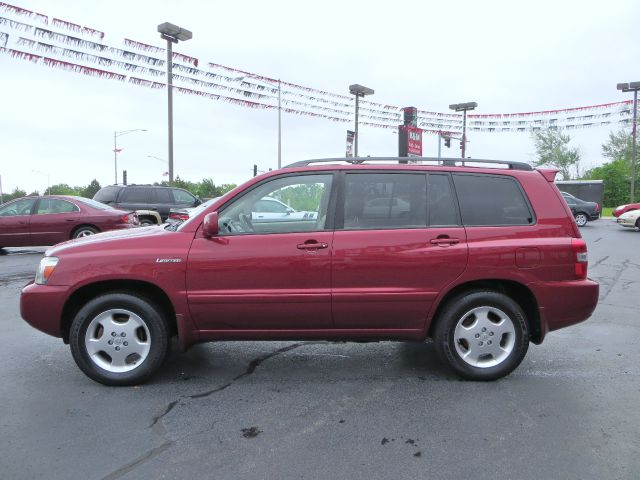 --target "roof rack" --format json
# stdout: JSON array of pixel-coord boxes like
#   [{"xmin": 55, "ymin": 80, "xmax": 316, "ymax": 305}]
[{"xmin": 284, "ymin": 157, "xmax": 533, "ymax": 171}]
